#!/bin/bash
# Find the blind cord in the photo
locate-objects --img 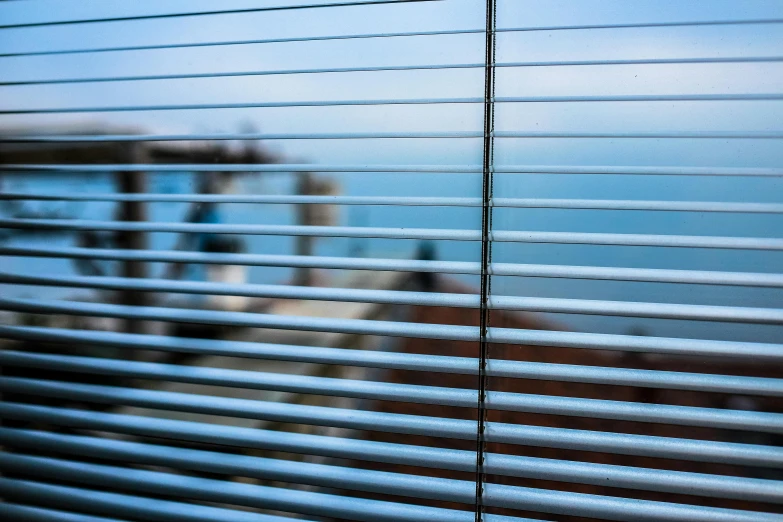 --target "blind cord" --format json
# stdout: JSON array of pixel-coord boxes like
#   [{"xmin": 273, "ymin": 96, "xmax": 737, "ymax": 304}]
[{"xmin": 475, "ymin": 0, "xmax": 496, "ymax": 520}]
